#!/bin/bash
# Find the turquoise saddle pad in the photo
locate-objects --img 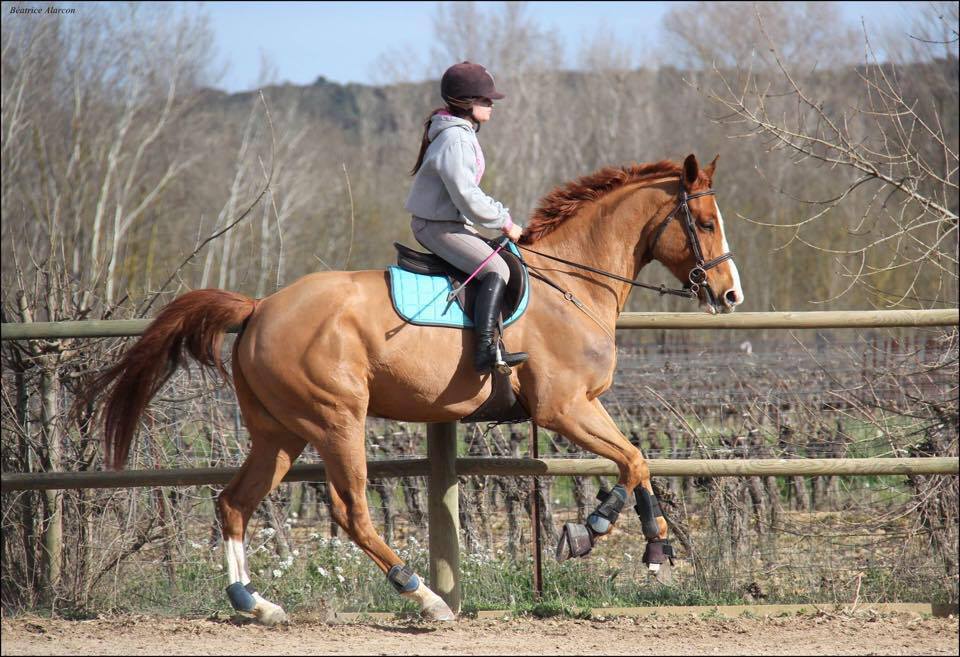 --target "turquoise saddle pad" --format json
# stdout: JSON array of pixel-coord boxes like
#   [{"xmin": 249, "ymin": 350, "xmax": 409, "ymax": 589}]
[{"xmin": 388, "ymin": 242, "xmax": 529, "ymax": 329}]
